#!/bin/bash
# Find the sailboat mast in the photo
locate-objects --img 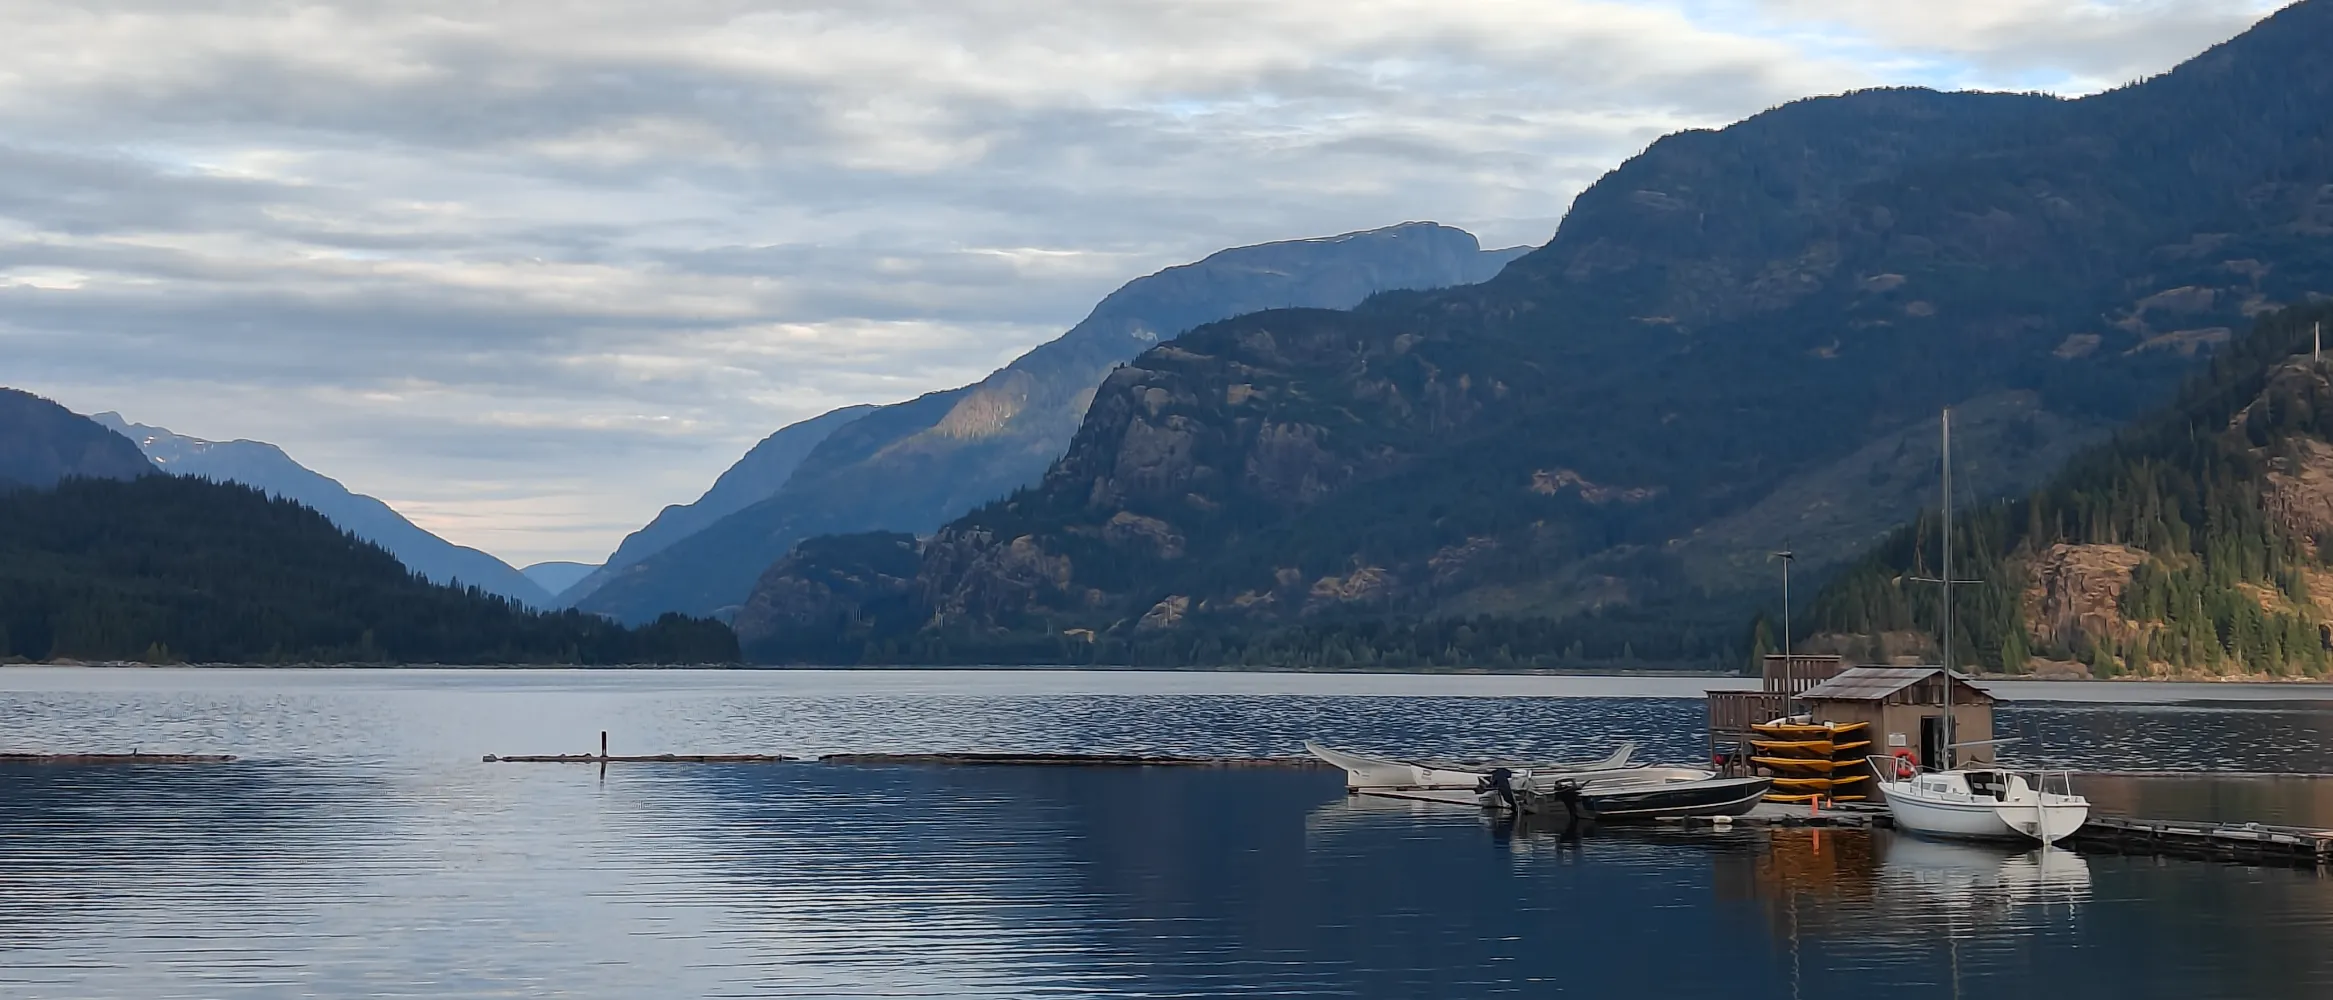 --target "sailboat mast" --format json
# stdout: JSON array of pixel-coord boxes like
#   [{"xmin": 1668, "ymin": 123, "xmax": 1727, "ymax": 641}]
[{"xmin": 1941, "ymin": 407, "xmax": 1956, "ymax": 770}]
